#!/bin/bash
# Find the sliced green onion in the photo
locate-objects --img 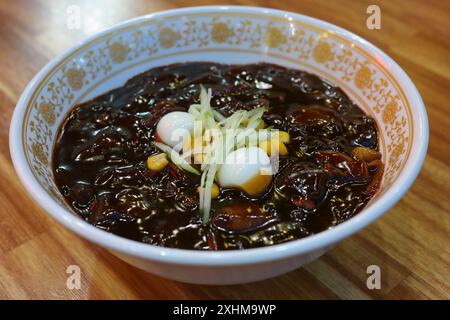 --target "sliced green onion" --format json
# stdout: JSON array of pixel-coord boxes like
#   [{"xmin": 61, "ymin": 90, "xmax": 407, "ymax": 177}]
[
  {"xmin": 165, "ymin": 86, "xmax": 273, "ymax": 224},
  {"xmin": 152, "ymin": 141, "xmax": 200, "ymax": 175}
]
